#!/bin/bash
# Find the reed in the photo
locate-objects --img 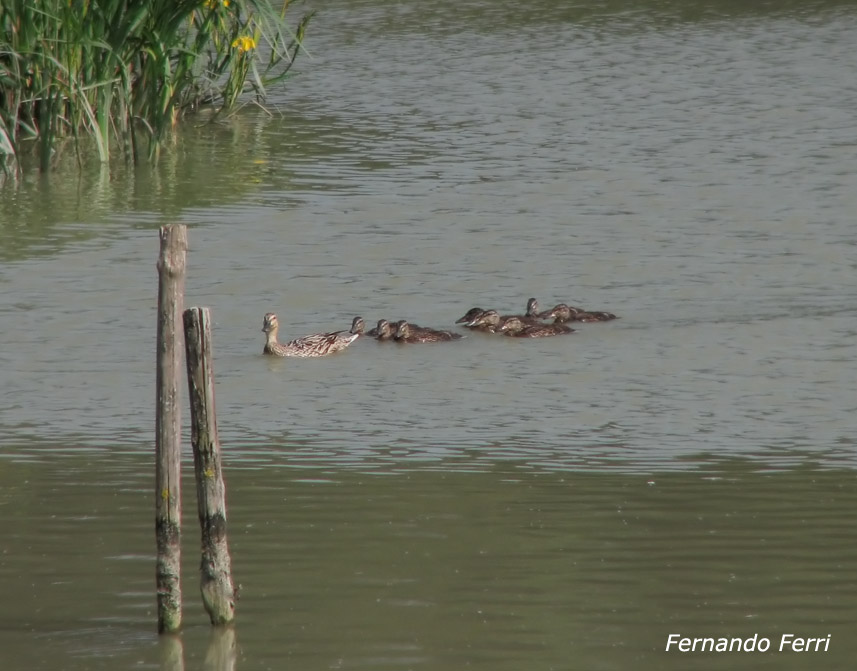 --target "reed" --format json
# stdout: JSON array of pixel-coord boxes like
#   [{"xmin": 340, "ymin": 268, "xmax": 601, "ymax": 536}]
[{"xmin": 0, "ymin": 0, "xmax": 313, "ymax": 173}]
